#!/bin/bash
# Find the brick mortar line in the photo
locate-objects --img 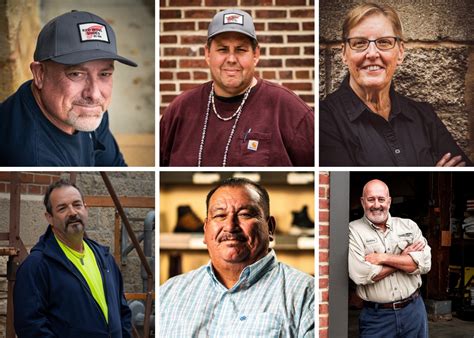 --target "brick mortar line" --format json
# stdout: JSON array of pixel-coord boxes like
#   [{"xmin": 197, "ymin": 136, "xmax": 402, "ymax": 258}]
[
  {"xmin": 159, "ymin": 56, "xmax": 315, "ymax": 59},
  {"xmin": 160, "ymin": 79, "xmax": 315, "ymax": 83},
  {"xmin": 160, "ymin": 33, "xmax": 314, "ymax": 35},
  {"xmin": 161, "ymin": 7, "xmax": 313, "ymax": 10}
]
